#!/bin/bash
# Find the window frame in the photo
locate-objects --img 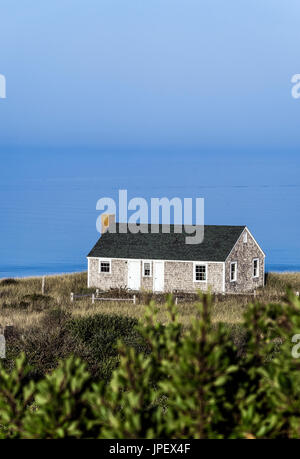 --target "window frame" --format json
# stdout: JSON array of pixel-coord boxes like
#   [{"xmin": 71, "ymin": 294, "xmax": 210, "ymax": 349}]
[
  {"xmin": 142, "ymin": 260, "xmax": 152, "ymax": 278},
  {"xmin": 193, "ymin": 262, "xmax": 208, "ymax": 283},
  {"xmin": 230, "ymin": 261, "xmax": 237, "ymax": 282},
  {"xmin": 98, "ymin": 258, "xmax": 111, "ymax": 274},
  {"xmin": 253, "ymin": 258, "xmax": 259, "ymax": 278}
]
